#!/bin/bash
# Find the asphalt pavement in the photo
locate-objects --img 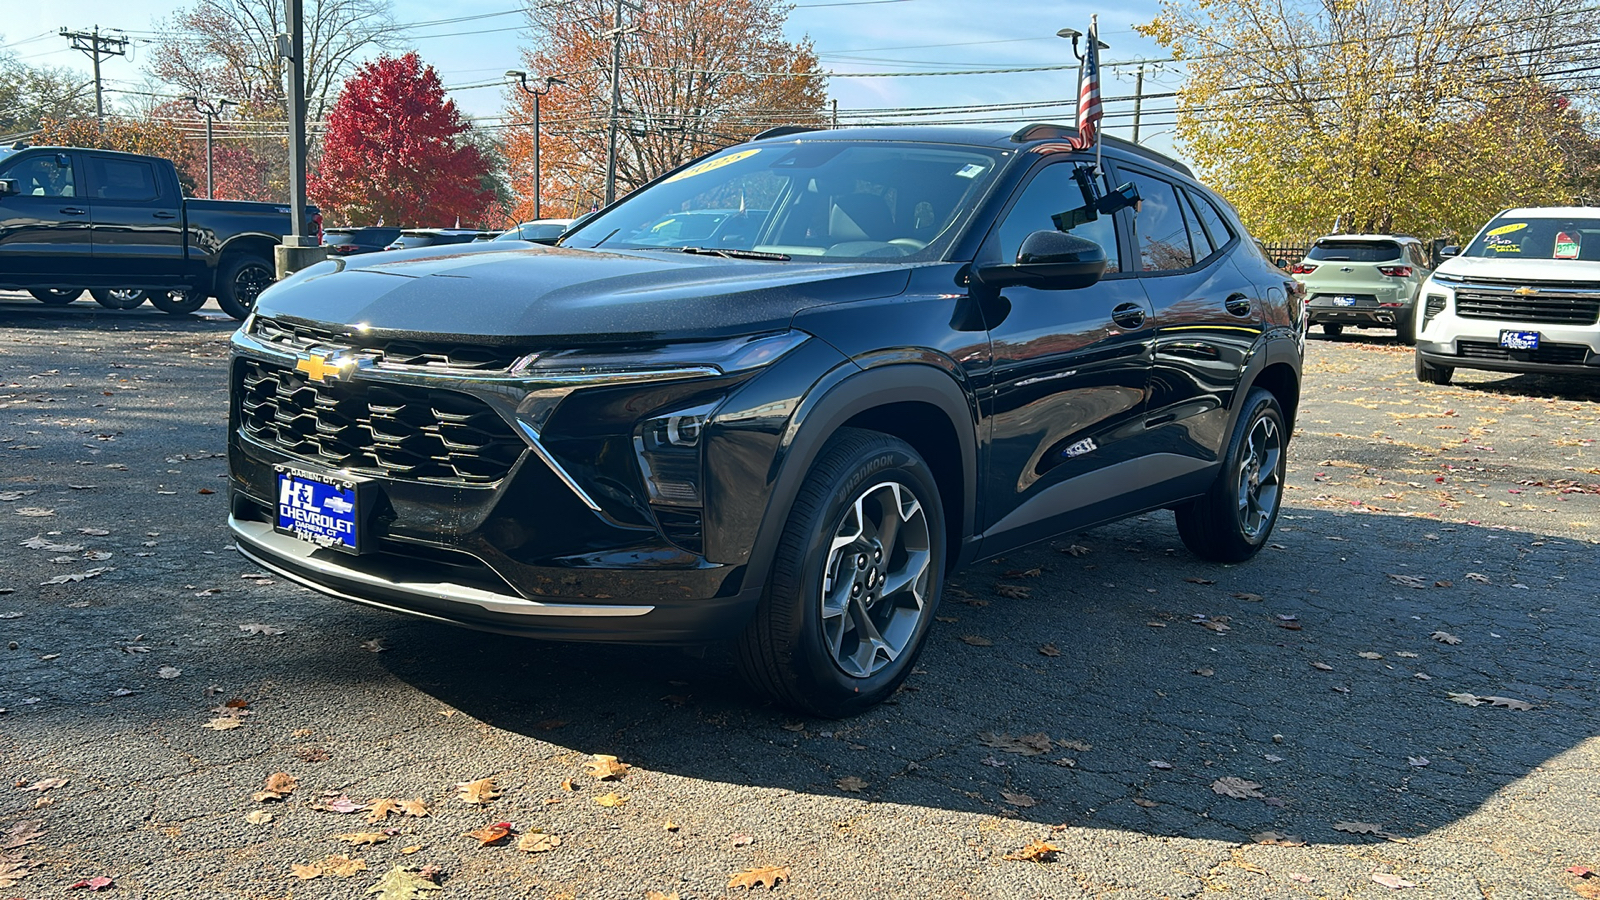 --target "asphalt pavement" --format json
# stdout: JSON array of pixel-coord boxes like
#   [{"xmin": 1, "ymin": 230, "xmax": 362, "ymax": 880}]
[{"xmin": 2, "ymin": 293, "xmax": 1598, "ymax": 899}]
